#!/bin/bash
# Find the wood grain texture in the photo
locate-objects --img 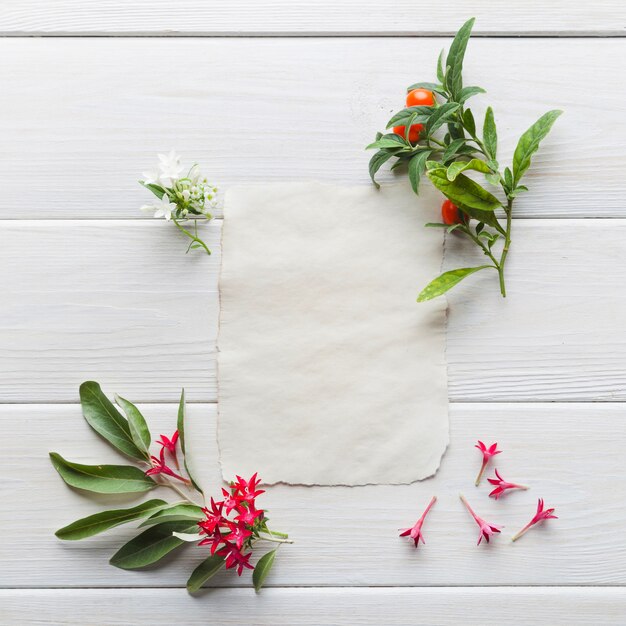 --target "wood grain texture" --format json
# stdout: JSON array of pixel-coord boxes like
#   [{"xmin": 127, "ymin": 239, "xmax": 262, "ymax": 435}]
[
  {"xmin": 3, "ymin": 219, "xmax": 626, "ymax": 403},
  {"xmin": 2, "ymin": 588, "xmax": 626, "ymax": 625},
  {"xmin": 2, "ymin": 402, "xmax": 624, "ymax": 587},
  {"xmin": 0, "ymin": 38, "xmax": 624, "ymax": 219},
  {"xmin": 0, "ymin": 1, "xmax": 624, "ymax": 35}
]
